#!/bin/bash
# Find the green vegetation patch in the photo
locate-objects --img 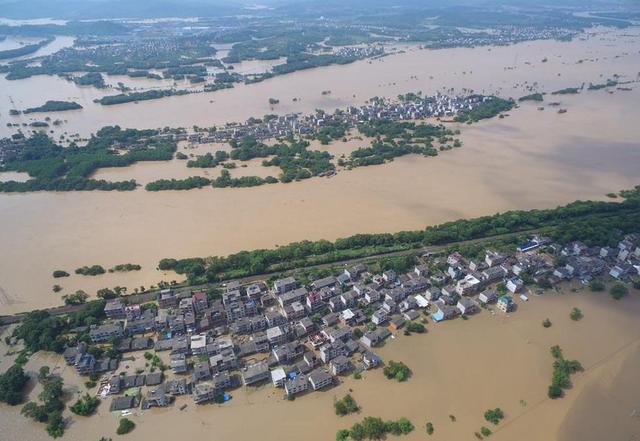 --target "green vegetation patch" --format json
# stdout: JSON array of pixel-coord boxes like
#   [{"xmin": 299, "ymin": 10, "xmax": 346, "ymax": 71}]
[
  {"xmin": 548, "ymin": 346, "xmax": 582, "ymax": 399},
  {"xmin": 70, "ymin": 394, "xmax": 100, "ymax": 416},
  {"xmin": 346, "ymin": 120, "xmax": 450, "ymax": 167},
  {"xmin": 383, "ymin": 360, "xmax": 411, "ymax": 382},
  {"xmin": 551, "ymin": 87, "xmax": 580, "ymax": 95},
  {"xmin": 518, "ymin": 93, "xmax": 544, "ymax": 102},
  {"xmin": 23, "ymin": 101, "xmax": 83, "ymax": 114},
  {"xmin": 483, "ymin": 408, "xmax": 504, "ymax": 425},
  {"xmin": 157, "ymin": 185, "xmax": 640, "ymax": 285},
  {"xmin": 337, "ymin": 416, "xmax": 413, "ymax": 441},
  {"xmin": 117, "ymin": 418, "xmax": 135, "ymax": 435},
  {"xmin": 75, "ymin": 265, "xmax": 106, "ymax": 276},
  {"xmin": 453, "ymin": 96, "xmax": 514, "ymax": 123},
  {"xmin": 0, "ymin": 127, "xmax": 176, "ymax": 192},
  {"xmin": 334, "ymin": 394, "xmax": 360, "ymax": 416},
  {"xmin": 0, "ymin": 364, "xmax": 29, "ymax": 406}
]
